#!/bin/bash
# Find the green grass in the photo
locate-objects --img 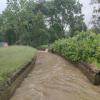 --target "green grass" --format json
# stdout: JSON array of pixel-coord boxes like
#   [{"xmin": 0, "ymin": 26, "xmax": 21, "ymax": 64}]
[
  {"xmin": 92, "ymin": 60, "xmax": 100, "ymax": 69},
  {"xmin": 88, "ymin": 58, "xmax": 100, "ymax": 69},
  {"xmin": 0, "ymin": 46, "xmax": 37, "ymax": 82}
]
